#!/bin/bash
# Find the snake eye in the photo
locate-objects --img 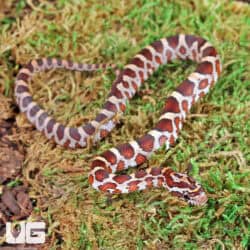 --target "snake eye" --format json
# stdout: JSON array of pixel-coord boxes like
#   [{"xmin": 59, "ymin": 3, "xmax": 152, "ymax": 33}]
[{"xmin": 183, "ymin": 194, "xmax": 190, "ymax": 201}]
